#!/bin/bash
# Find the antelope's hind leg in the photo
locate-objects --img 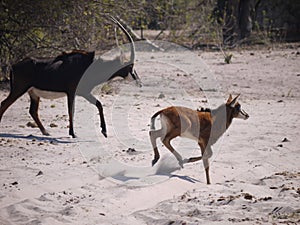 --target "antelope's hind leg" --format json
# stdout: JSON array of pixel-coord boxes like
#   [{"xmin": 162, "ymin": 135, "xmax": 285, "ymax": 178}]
[
  {"xmin": 0, "ymin": 88, "xmax": 28, "ymax": 122},
  {"xmin": 186, "ymin": 156, "xmax": 203, "ymax": 163},
  {"xmin": 149, "ymin": 129, "xmax": 163, "ymax": 166},
  {"xmin": 162, "ymin": 136, "xmax": 184, "ymax": 168},
  {"xmin": 29, "ymin": 93, "xmax": 49, "ymax": 136}
]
